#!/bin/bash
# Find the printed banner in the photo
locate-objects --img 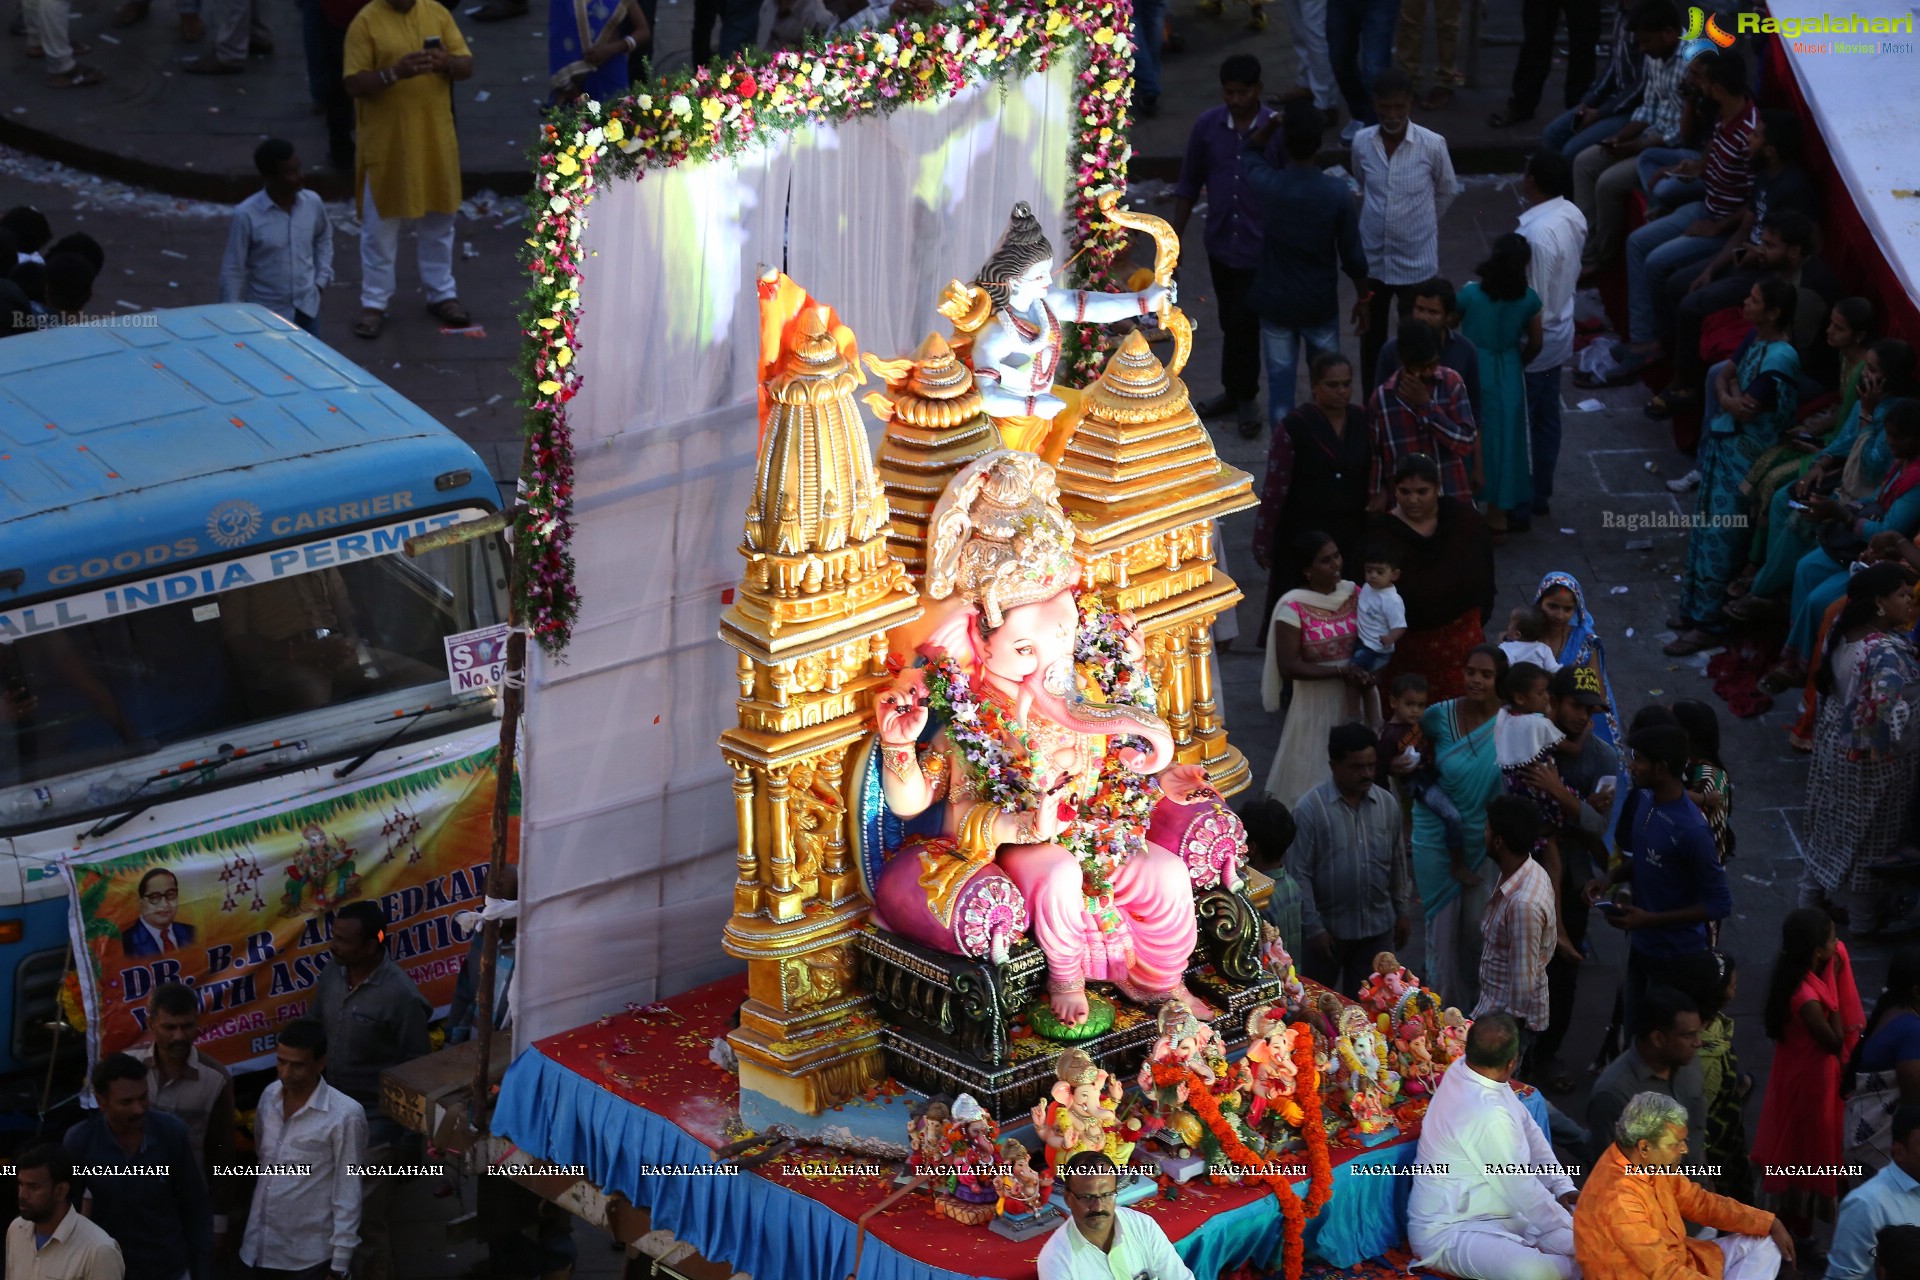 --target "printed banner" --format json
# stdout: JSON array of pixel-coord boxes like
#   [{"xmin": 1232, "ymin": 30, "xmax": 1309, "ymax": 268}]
[{"xmin": 63, "ymin": 733, "xmax": 517, "ymax": 1071}]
